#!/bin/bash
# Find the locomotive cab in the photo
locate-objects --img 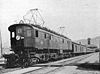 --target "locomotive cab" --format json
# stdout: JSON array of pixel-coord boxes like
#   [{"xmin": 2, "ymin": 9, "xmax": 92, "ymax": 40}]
[
  {"xmin": 5, "ymin": 24, "xmax": 34, "ymax": 67},
  {"xmin": 8, "ymin": 24, "xmax": 33, "ymax": 51}
]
